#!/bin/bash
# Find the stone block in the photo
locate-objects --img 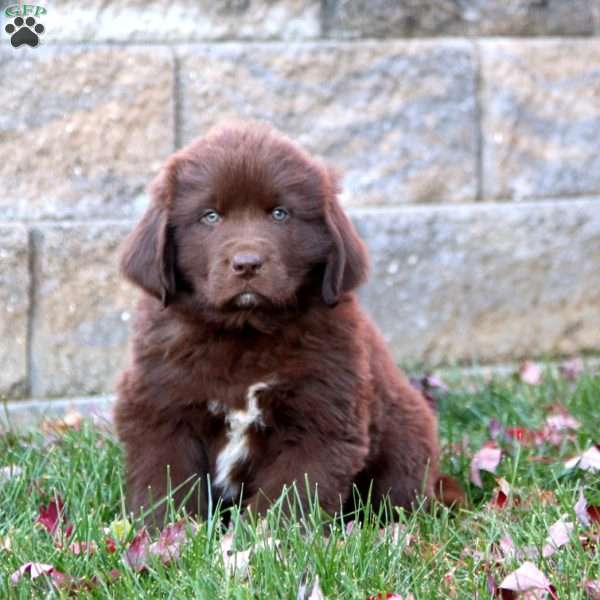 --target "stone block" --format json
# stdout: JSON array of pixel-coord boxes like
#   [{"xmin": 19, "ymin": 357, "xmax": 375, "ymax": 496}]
[
  {"xmin": 323, "ymin": 0, "xmax": 595, "ymax": 38},
  {"xmin": 354, "ymin": 199, "xmax": 600, "ymax": 364},
  {"xmin": 0, "ymin": 225, "xmax": 29, "ymax": 398},
  {"xmin": 9, "ymin": 1, "xmax": 320, "ymax": 42},
  {"xmin": 179, "ymin": 41, "xmax": 478, "ymax": 205},
  {"xmin": 481, "ymin": 40, "xmax": 600, "ymax": 201},
  {"xmin": 0, "ymin": 45, "xmax": 174, "ymax": 220},
  {"xmin": 30, "ymin": 223, "xmax": 135, "ymax": 397}
]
